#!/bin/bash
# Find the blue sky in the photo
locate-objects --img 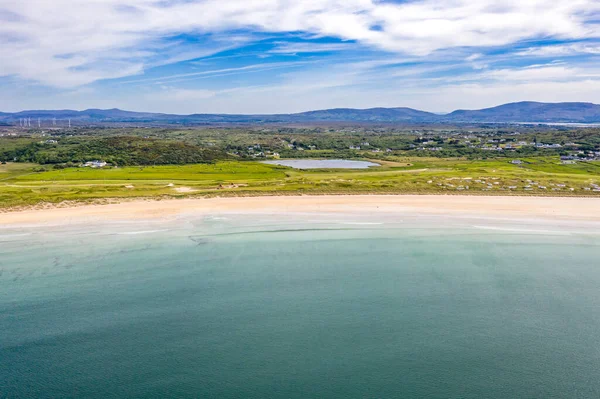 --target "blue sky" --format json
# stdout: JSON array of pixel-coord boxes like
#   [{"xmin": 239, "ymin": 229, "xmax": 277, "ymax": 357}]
[{"xmin": 1, "ymin": 0, "xmax": 600, "ymax": 113}]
